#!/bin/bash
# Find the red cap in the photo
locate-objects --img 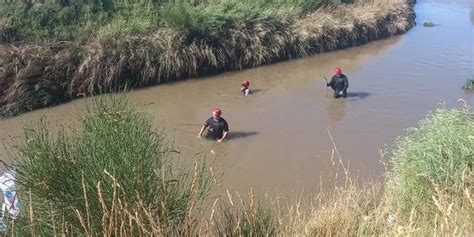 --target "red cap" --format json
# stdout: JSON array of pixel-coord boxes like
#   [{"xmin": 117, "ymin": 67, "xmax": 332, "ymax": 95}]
[
  {"xmin": 212, "ymin": 108, "xmax": 222, "ymax": 117},
  {"xmin": 334, "ymin": 67, "xmax": 342, "ymax": 76},
  {"xmin": 242, "ymin": 80, "xmax": 250, "ymax": 87}
]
